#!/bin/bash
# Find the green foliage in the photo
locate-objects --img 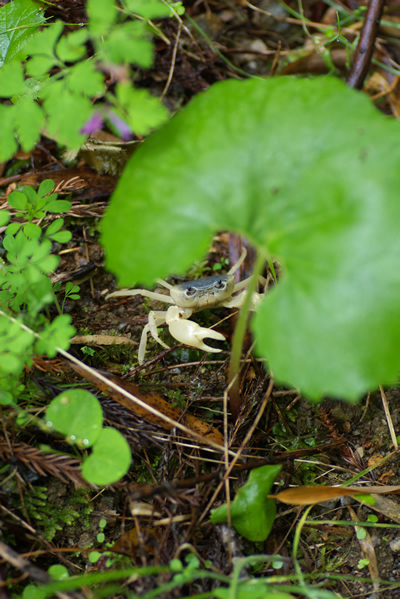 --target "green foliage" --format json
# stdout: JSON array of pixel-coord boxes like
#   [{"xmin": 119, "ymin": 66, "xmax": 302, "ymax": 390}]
[
  {"xmin": 0, "ymin": 0, "xmax": 170, "ymax": 160},
  {"xmin": 214, "ymin": 587, "xmax": 294, "ymax": 599},
  {"xmin": 0, "ymin": 0, "xmax": 46, "ymax": 66},
  {"xmin": 102, "ymin": 76, "xmax": 400, "ymax": 401},
  {"xmin": 82, "ymin": 427, "xmax": 132, "ymax": 485},
  {"xmin": 45, "ymin": 389, "xmax": 131, "ymax": 485},
  {"xmin": 210, "ymin": 465, "xmax": 281, "ymax": 542},
  {"xmin": 45, "ymin": 389, "xmax": 103, "ymax": 447},
  {"xmin": 17, "ymin": 553, "xmax": 343, "ymax": 599},
  {"xmin": 47, "ymin": 565, "xmax": 69, "ymax": 581},
  {"xmin": 0, "ymin": 181, "xmax": 74, "ymax": 402},
  {"xmin": 61, "ymin": 282, "xmax": 80, "ymax": 312}
]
